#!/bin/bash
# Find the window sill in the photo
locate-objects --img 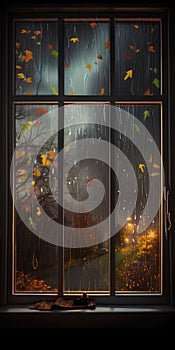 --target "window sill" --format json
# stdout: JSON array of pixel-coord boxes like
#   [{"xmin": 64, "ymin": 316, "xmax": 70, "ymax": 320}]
[{"xmin": 0, "ymin": 305, "xmax": 175, "ymax": 328}]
